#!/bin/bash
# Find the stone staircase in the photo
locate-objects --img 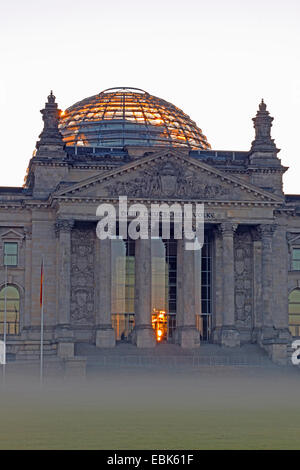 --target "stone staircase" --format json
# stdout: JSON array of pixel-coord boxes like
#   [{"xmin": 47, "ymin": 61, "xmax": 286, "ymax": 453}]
[
  {"xmin": 8, "ymin": 340, "xmax": 58, "ymax": 361},
  {"xmin": 75, "ymin": 342, "xmax": 280, "ymax": 373}
]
